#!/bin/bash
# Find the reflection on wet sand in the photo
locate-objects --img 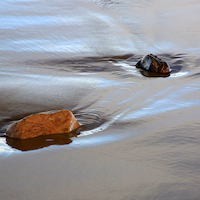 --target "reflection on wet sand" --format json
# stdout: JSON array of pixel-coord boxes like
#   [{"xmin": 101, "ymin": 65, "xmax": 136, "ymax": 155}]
[
  {"xmin": 139, "ymin": 69, "xmax": 170, "ymax": 78},
  {"xmin": 6, "ymin": 130, "xmax": 80, "ymax": 151}
]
